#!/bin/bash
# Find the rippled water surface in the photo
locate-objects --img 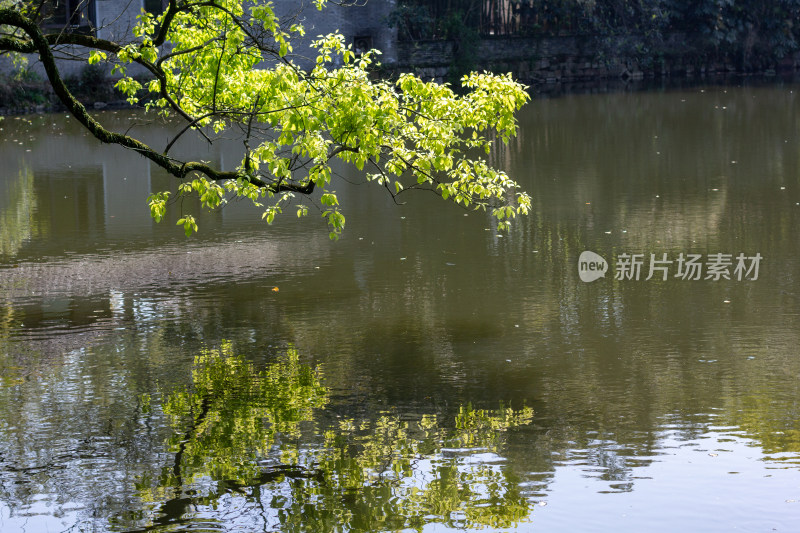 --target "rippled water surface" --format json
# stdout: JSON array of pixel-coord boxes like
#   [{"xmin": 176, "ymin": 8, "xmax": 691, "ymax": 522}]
[{"xmin": 1, "ymin": 84, "xmax": 800, "ymax": 532}]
